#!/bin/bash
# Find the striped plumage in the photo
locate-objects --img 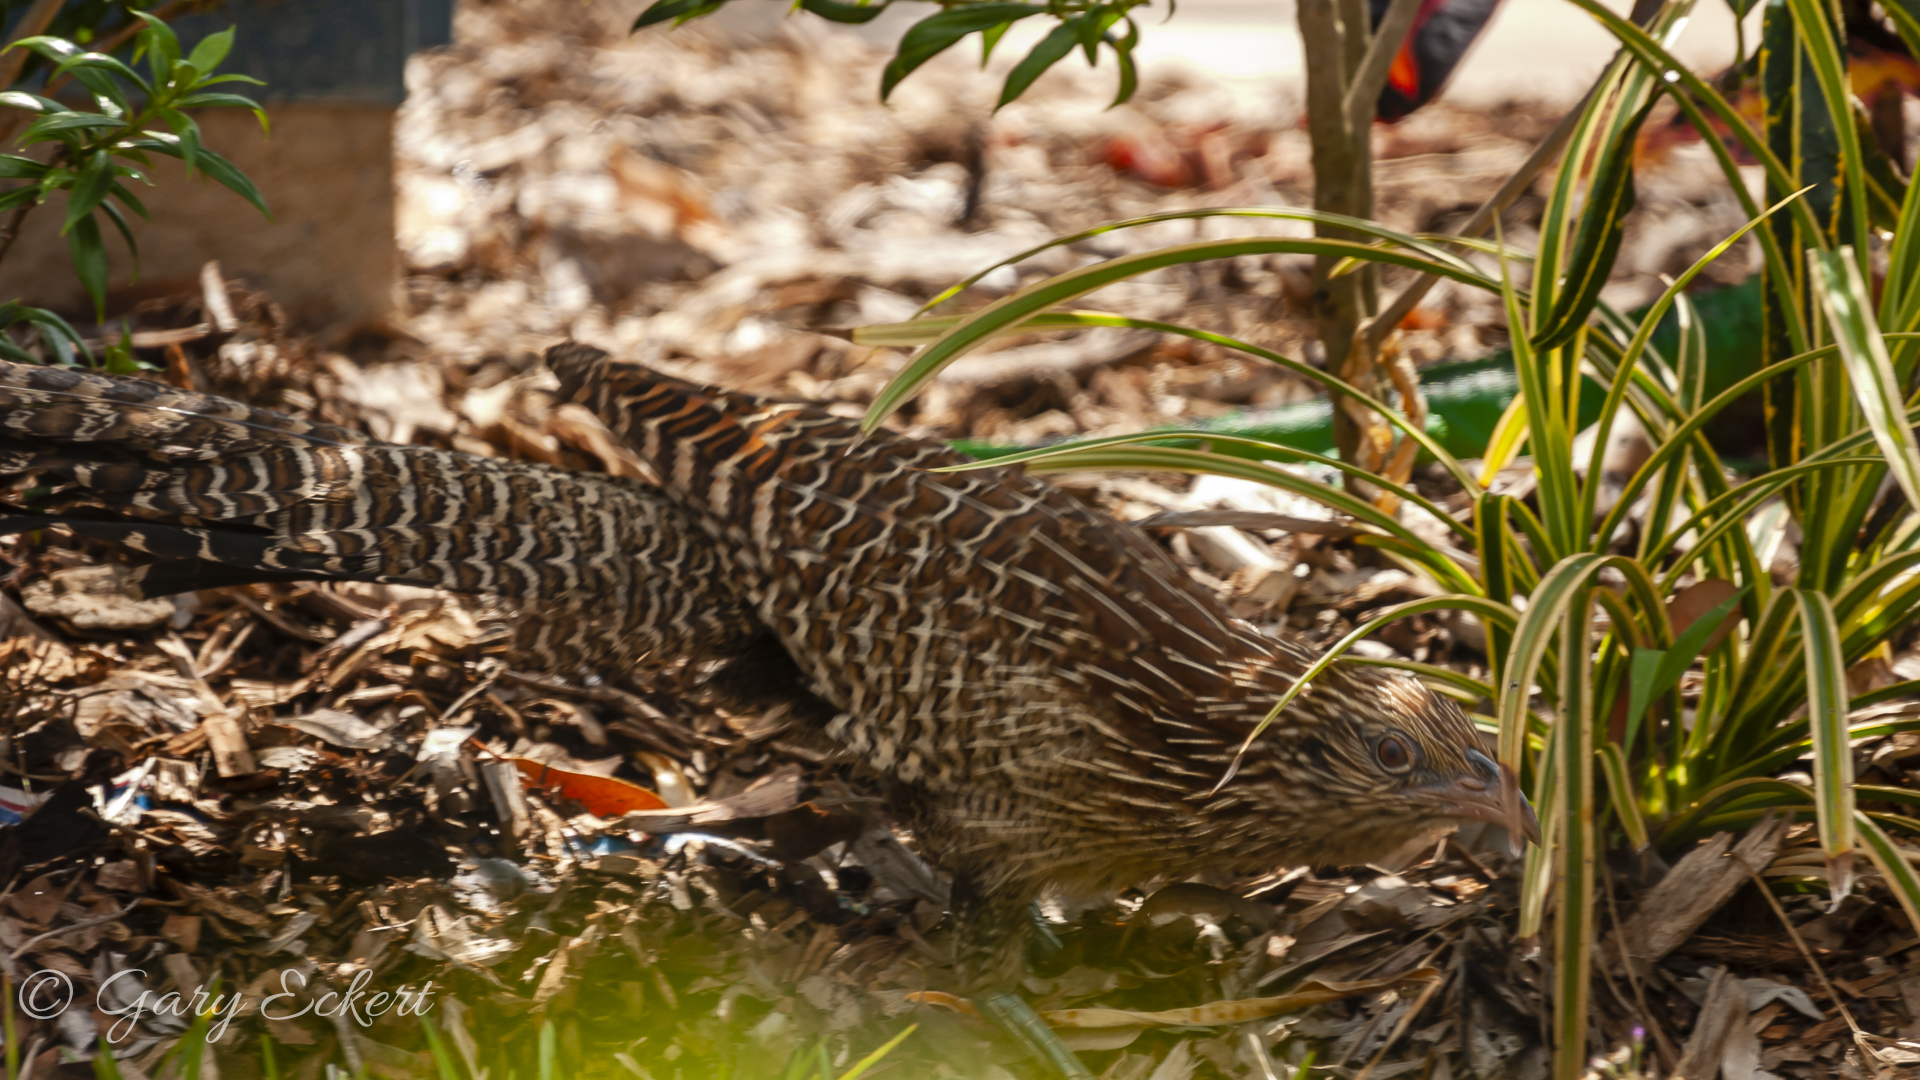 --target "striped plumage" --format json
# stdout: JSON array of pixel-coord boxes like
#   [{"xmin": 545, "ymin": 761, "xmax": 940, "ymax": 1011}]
[
  {"xmin": 547, "ymin": 344, "xmax": 1525, "ymax": 985},
  {"xmin": 1, "ymin": 352, "xmax": 1528, "ymax": 990},
  {"xmin": 0, "ymin": 362, "xmax": 757, "ymax": 676}
]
